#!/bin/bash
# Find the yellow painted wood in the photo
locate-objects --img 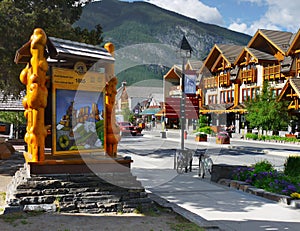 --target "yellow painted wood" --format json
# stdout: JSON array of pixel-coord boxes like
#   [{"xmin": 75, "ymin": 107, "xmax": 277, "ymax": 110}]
[
  {"xmin": 104, "ymin": 43, "xmax": 120, "ymax": 158},
  {"xmin": 19, "ymin": 28, "xmax": 48, "ymax": 162}
]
